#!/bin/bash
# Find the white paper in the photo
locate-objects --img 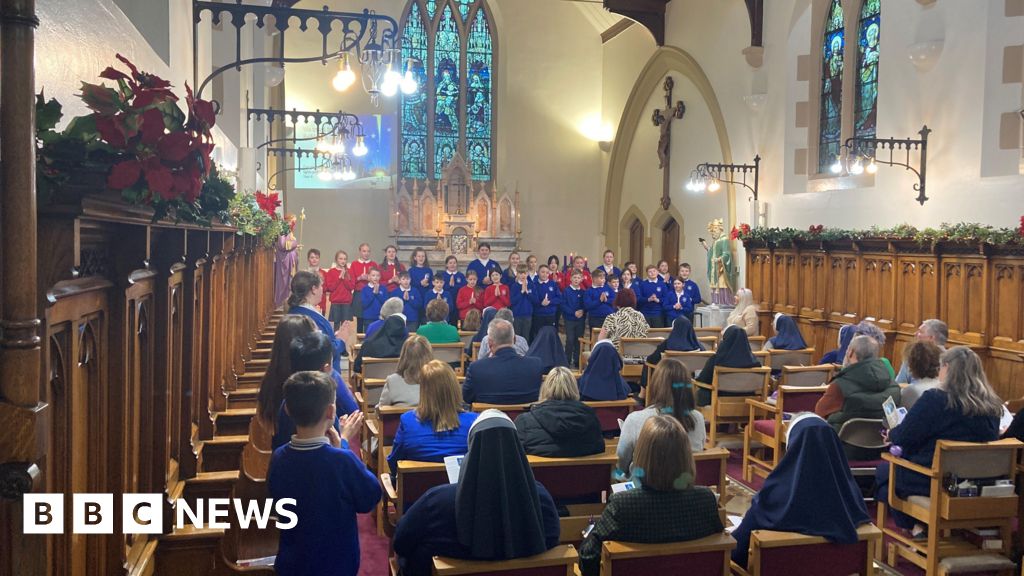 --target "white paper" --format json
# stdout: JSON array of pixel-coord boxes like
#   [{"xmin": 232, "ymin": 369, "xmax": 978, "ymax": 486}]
[
  {"xmin": 882, "ymin": 396, "xmax": 905, "ymax": 429},
  {"xmin": 610, "ymin": 481, "xmax": 636, "ymax": 493},
  {"xmin": 444, "ymin": 455, "xmax": 465, "ymax": 484},
  {"xmin": 725, "ymin": 515, "xmax": 744, "ymax": 534}
]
